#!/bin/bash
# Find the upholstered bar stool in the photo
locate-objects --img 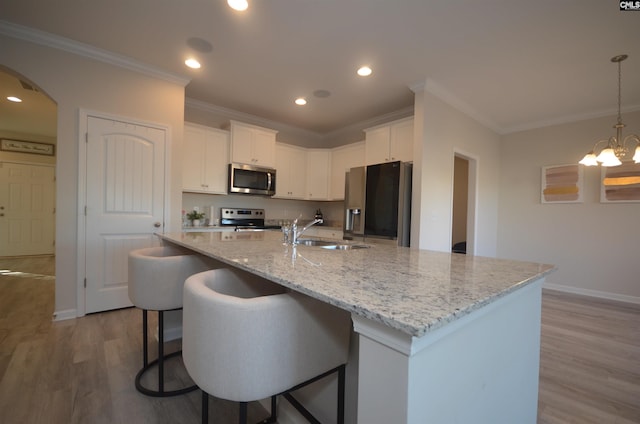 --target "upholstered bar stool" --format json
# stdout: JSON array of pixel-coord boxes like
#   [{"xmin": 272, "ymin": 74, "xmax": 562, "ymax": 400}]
[
  {"xmin": 128, "ymin": 245, "xmax": 214, "ymax": 397},
  {"xmin": 183, "ymin": 268, "xmax": 351, "ymax": 424}
]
